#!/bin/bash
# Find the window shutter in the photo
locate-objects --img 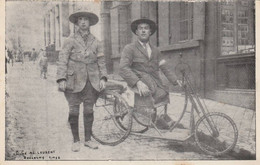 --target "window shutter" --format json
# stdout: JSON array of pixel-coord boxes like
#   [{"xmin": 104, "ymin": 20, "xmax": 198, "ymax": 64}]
[
  {"xmin": 131, "ymin": 2, "xmax": 141, "ymax": 21},
  {"xmin": 193, "ymin": 2, "xmax": 205, "ymax": 40}
]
